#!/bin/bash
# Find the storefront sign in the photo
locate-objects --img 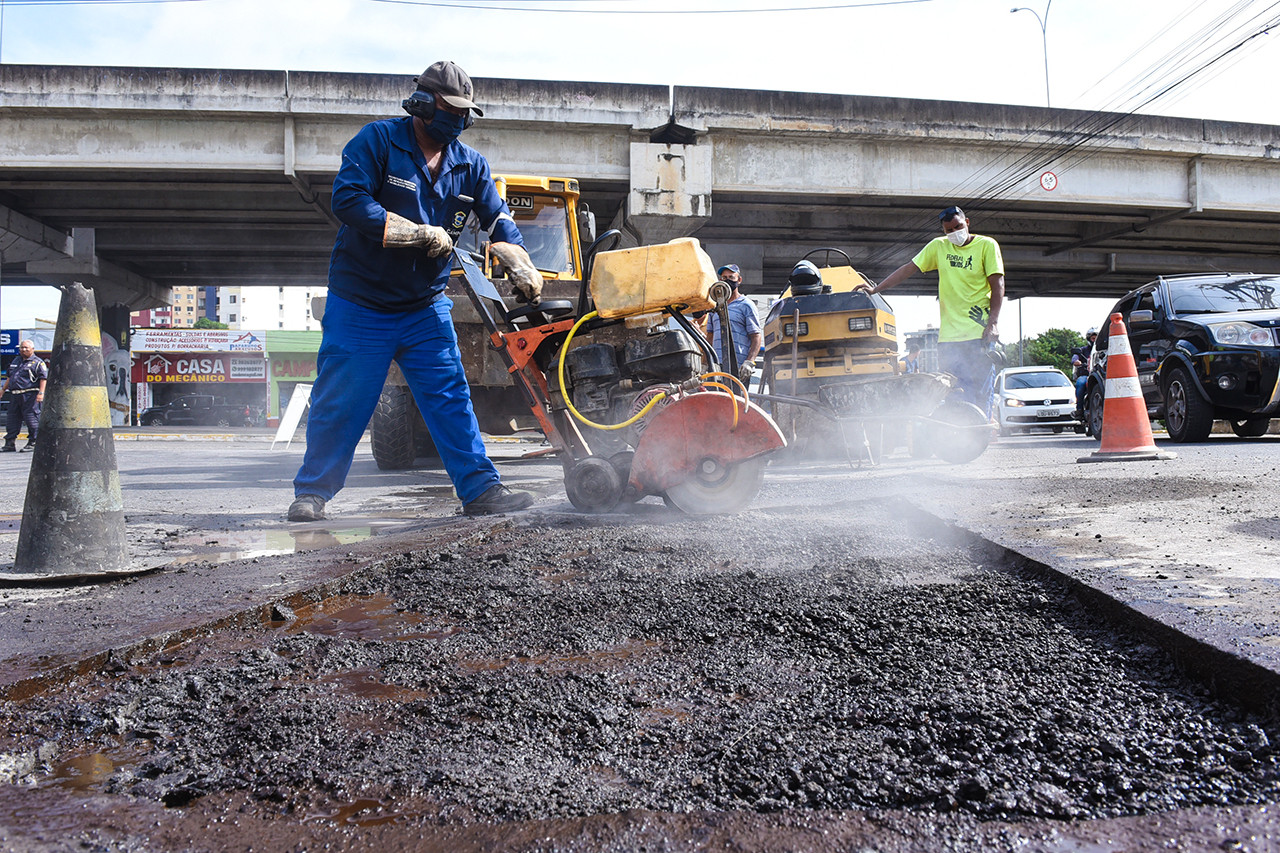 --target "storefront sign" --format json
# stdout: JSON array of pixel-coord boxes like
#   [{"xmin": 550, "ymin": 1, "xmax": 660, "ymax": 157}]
[
  {"xmin": 132, "ymin": 329, "xmax": 266, "ymax": 353},
  {"xmin": 1, "ymin": 329, "xmax": 55, "ymax": 356},
  {"xmin": 271, "ymin": 358, "xmax": 318, "ymax": 380},
  {"xmin": 132, "ymin": 353, "xmax": 266, "ymax": 383}
]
